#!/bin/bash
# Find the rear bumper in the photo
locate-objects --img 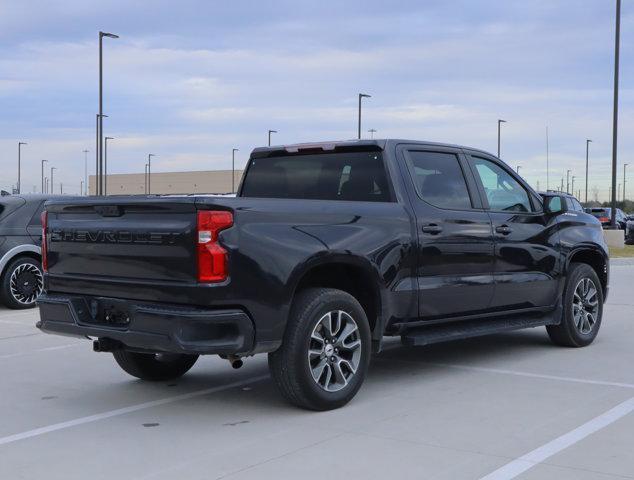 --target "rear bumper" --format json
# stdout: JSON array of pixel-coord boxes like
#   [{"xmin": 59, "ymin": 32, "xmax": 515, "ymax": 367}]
[{"xmin": 36, "ymin": 293, "xmax": 255, "ymax": 355}]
